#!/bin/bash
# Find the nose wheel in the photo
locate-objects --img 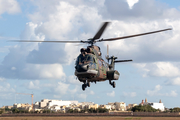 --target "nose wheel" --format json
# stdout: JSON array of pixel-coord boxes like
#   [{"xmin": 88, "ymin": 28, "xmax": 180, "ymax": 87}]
[
  {"xmin": 82, "ymin": 81, "xmax": 90, "ymax": 91},
  {"xmin": 109, "ymin": 80, "xmax": 116, "ymax": 88},
  {"xmin": 82, "ymin": 84, "xmax": 86, "ymax": 91}
]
